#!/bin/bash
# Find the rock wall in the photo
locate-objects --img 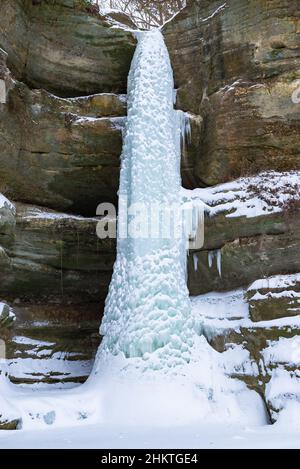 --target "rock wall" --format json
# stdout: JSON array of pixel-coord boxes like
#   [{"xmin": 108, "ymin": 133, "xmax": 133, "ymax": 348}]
[
  {"xmin": 1, "ymin": 80, "xmax": 125, "ymax": 214},
  {"xmin": 164, "ymin": 0, "xmax": 300, "ymax": 186},
  {"xmin": 0, "ymin": 0, "xmax": 136, "ymax": 96},
  {"xmin": 164, "ymin": 0, "xmax": 300, "ymax": 421},
  {"xmin": 0, "ymin": 0, "xmax": 130, "ymax": 394},
  {"xmin": 187, "ymin": 172, "xmax": 300, "ymax": 295}
]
